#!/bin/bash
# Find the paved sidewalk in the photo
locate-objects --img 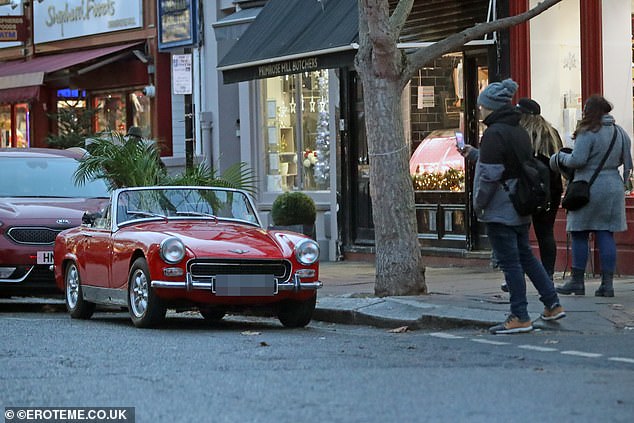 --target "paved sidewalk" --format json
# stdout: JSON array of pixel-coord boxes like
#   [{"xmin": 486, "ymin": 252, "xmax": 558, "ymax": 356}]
[{"xmin": 315, "ymin": 261, "xmax": 634, "ymax": 333}]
